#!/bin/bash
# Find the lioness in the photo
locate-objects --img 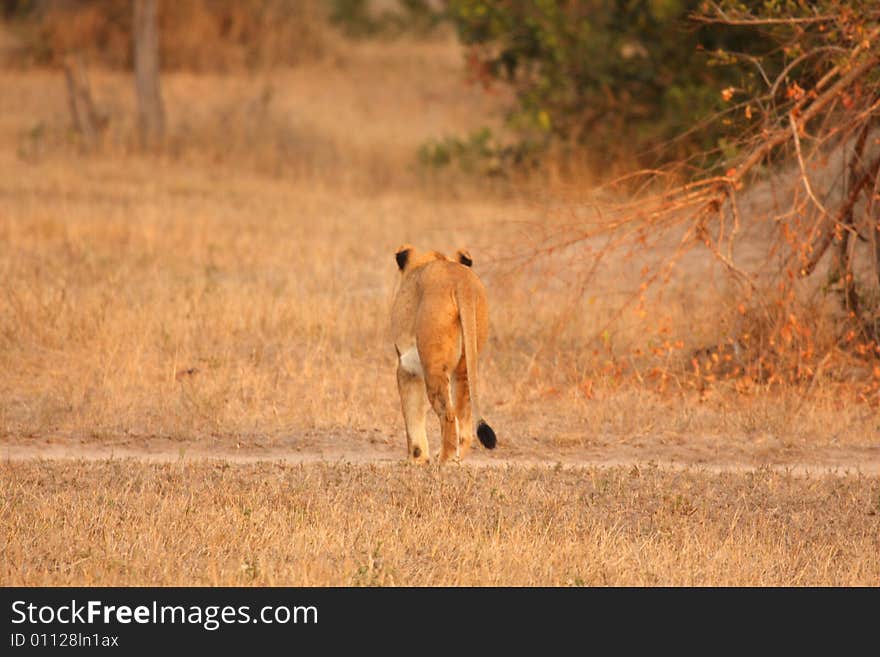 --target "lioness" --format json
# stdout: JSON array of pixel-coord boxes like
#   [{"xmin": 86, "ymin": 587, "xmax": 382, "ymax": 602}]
[{"xmin": 390, "ymin": 244, "xmax": 497, "ymax": 463}]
